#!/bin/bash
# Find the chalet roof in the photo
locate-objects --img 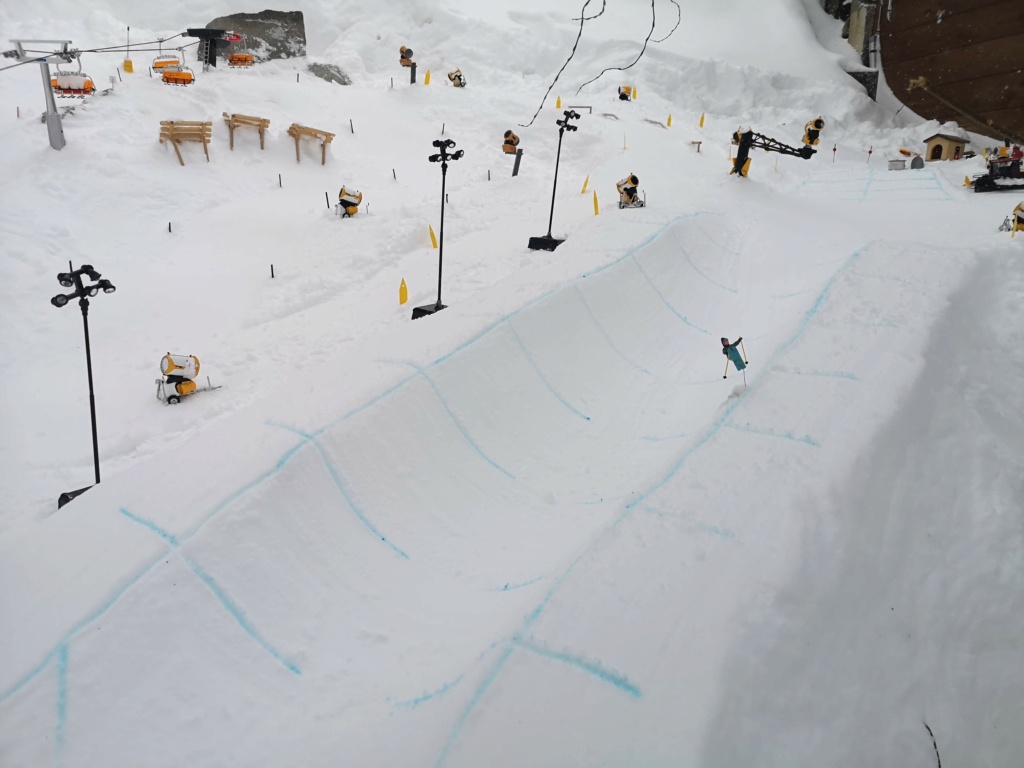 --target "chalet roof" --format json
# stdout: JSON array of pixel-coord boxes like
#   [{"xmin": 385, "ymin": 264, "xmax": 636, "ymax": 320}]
[{"xmin": 922, "ymin": 133, "xmax": 970, "ymax": 144}]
